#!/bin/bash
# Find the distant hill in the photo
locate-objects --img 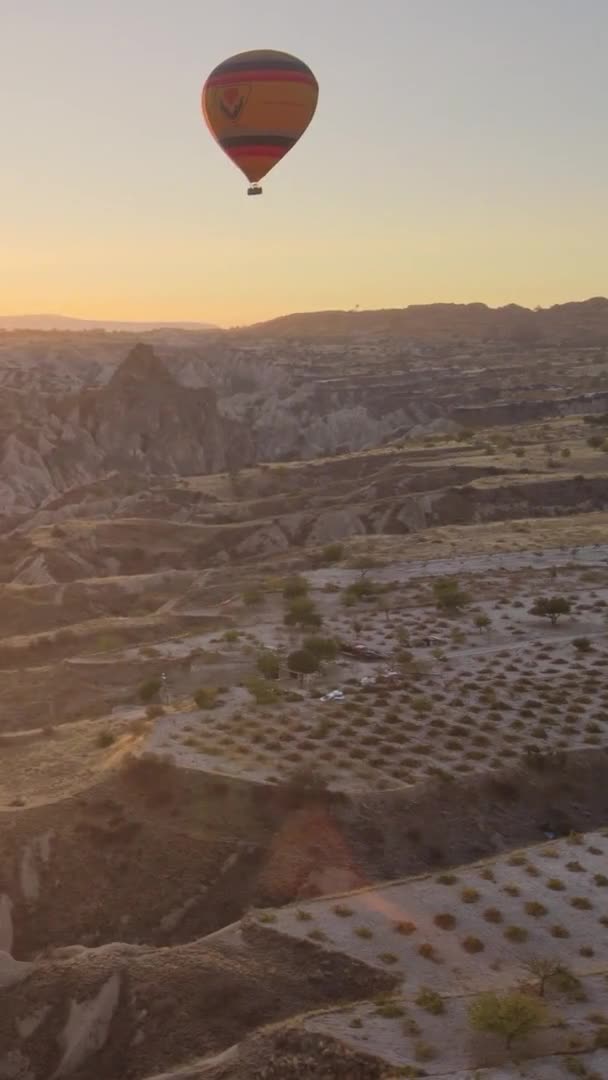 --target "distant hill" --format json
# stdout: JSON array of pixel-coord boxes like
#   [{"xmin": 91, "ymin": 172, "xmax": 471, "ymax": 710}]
[
  {"xmin": 0, "ymin": 314, "xmax": 216, "ymax": 332},
  {"xmin": 241, "ymin": 298, "xmax": 608, "ymax": 343}
]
